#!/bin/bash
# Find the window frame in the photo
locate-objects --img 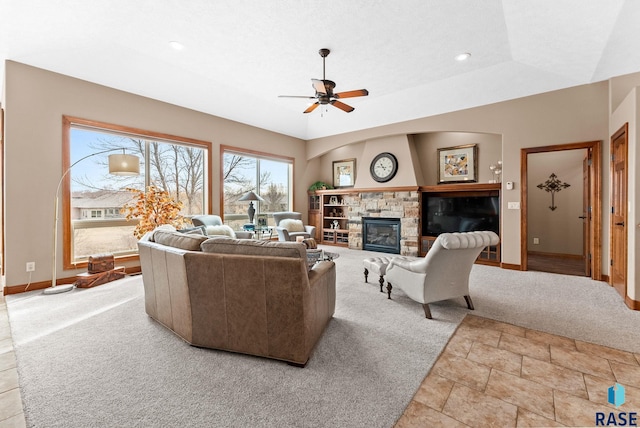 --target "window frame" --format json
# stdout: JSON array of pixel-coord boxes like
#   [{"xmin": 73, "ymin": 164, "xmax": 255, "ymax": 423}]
[
  {"xmin": 220, "ymin": 145, "xmax": 295, "ymax": 224},
  {"xmin": 62, "ymin": 116, "xmax": 213, "ymax": 270}
]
